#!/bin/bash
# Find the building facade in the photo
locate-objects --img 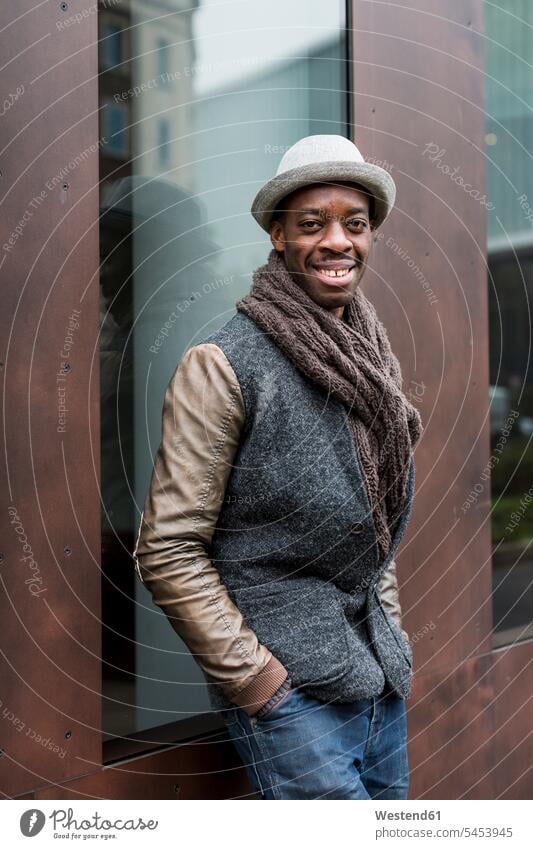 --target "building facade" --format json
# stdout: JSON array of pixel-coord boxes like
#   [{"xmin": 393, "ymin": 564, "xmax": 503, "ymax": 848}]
[{"xmin": 1, "ymin": 0, "xmax": 532, "ymax": 798}]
